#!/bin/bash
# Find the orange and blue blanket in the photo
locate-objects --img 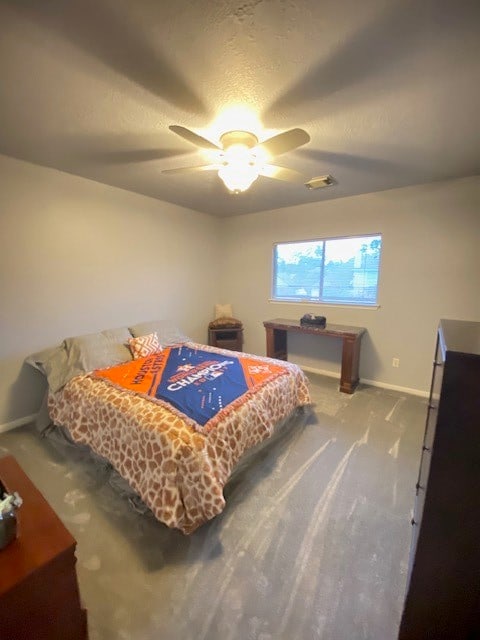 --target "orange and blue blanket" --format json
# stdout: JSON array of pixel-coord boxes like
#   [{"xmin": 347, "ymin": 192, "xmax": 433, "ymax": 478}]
[{"xmin": 93, "ymin": 345, "xmax": 287, "ymax": 428}]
